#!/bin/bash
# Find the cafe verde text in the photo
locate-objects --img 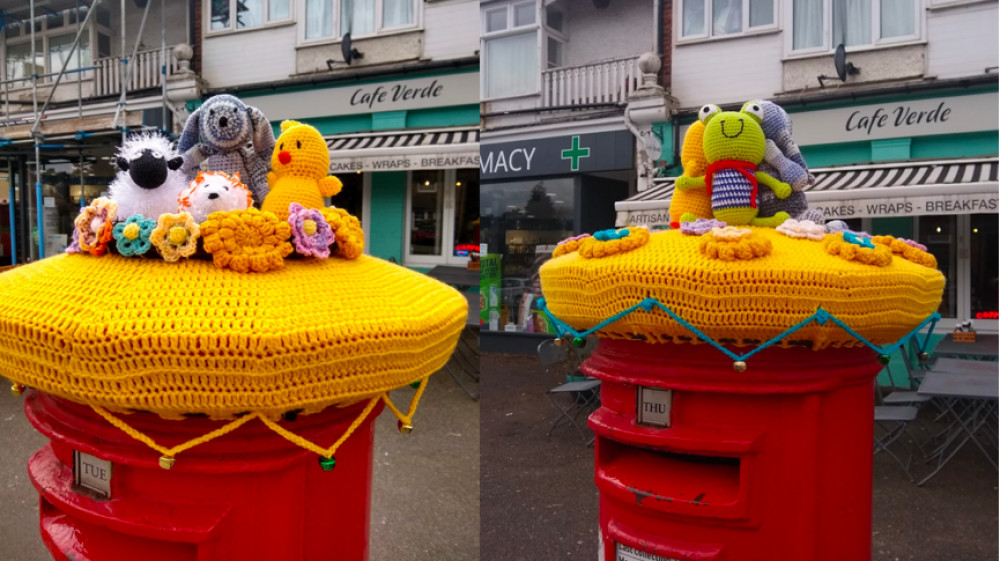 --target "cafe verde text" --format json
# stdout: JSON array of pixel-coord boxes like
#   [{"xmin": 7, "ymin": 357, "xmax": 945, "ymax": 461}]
[
  {"xmin": 350, "ymin": 80, "xmax": 445, "ymax": 110},
  {"xmin": 845, "ymin": 102, "xmax": 951, "ymax": 136}
]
